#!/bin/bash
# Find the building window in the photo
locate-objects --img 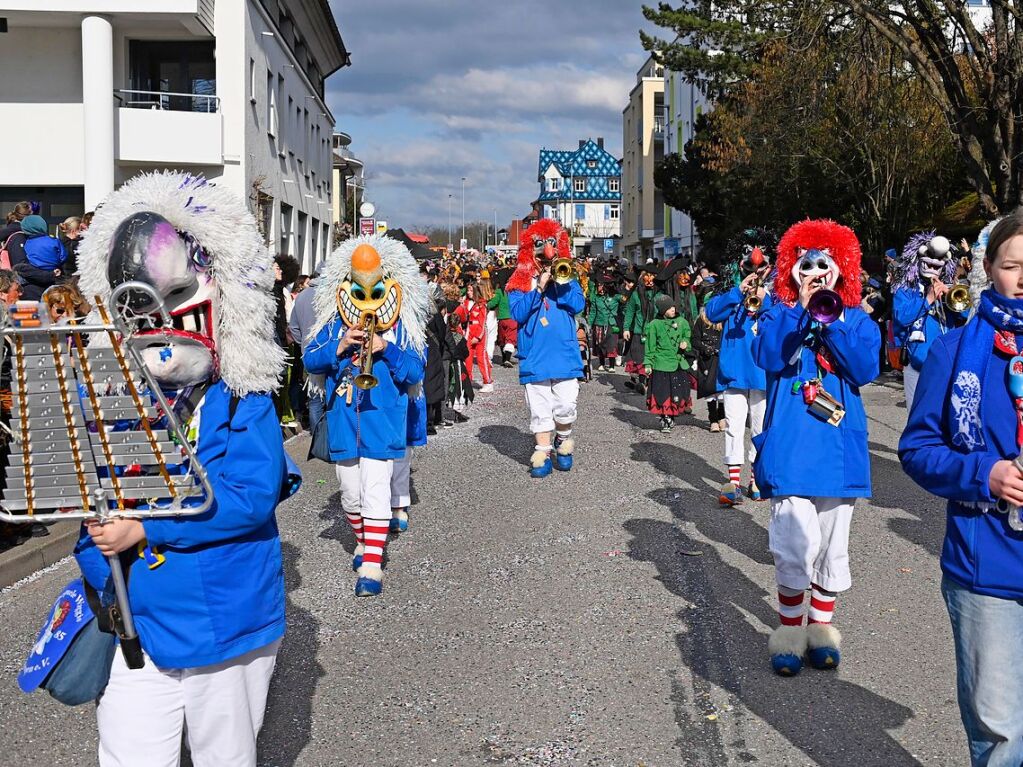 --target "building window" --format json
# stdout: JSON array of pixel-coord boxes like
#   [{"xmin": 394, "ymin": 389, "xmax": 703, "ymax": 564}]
[
  {"xmin": 609, "ymin": 205, "xmax": 620, "ymax": 221},
  {"xmin": 128, "ymin": 40, "xmax": 216, "ymax": 112},
  {"xmin": 608, "ymin": 178, "xmax": 620, "ymax": 193},
  {"xmin": 574, "ymin": 178, "xmax": 586, "ymax": 193},
  {"xmin": 575, "ymin": 204, "xmax": 585, "ymax": 221},
  {"xmin": 586, "ymin": 159, "xmax": 597, "ymax": 169},
  {"xmin": 279, "ymin": 202, "xmax": 293, "ymax": 255},
  {"xmin": 547, "ymin": 177, "xmax": 561, "ymax": 192}
]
